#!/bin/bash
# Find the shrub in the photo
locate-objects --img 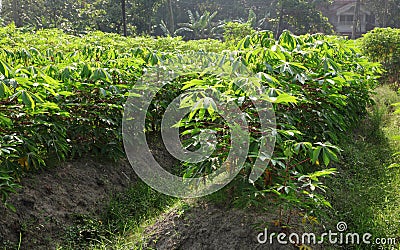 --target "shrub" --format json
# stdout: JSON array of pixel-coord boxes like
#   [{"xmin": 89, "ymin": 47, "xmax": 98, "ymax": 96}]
[
  {"xmin": 168, "ymin": 31, "xmax": 380, "ymax": 220},
  {"xmin": 362, "ymin": 27, "xmax": 400, "ymax": 87},
  {"xmin": 223, "ymin": 22, "xmax": 255, "ymax": 46}
]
